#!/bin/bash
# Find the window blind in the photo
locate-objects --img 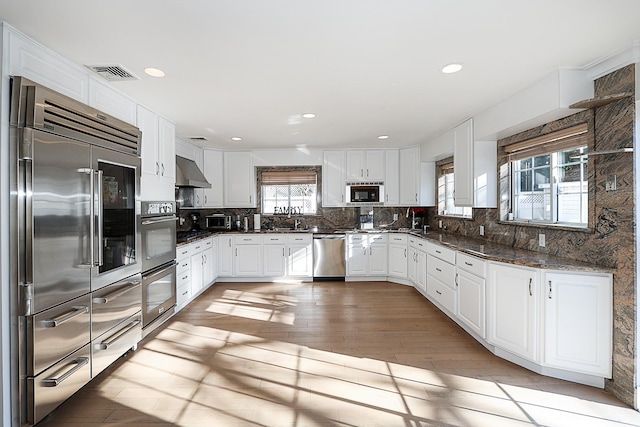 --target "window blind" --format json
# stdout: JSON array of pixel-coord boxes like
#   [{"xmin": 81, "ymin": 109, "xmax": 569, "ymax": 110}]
[
  {"xmin": 261, "ymin": 171, "xmax": 317, "ymax": 185},
  {"xmin": 504, "ymin": 123, "xmax": 589, "ymax": 161}
]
